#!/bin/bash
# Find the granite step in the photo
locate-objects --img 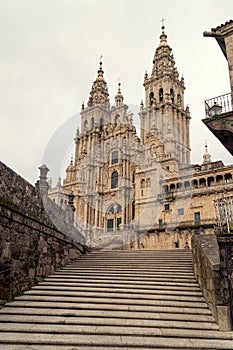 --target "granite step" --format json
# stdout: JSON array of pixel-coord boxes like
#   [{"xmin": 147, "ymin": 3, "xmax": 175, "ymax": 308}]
[{"xmin": 0, "ymin": 249, "xmax": 232, "ymax": 349}]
